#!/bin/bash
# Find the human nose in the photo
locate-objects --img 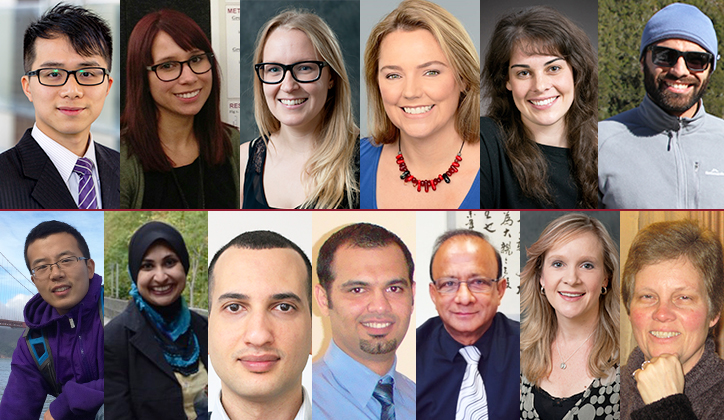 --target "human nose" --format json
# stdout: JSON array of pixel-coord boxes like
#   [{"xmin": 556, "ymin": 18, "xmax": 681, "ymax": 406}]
[
  {"xmin": 562, "ymin": 266, "xmax": 581, "ymax": 285},
  {"xmin": 279, "ymin": 69, "xmax": 299, "ymax": 92},
  {"xmin": 48, "ymin": 263, "xmax": 65, "ymax": 280},
  {"xmin": 367, "ymin": 288, "xmax": 393, "ymax": 313},
  {"xmin": 402, "ymin": 75, "xmax": 422, "ymax": 99},
  {"xmin": 60, "ymin": 73, "xmax": 83, "ymax": 98},
  {"xmin": 669, "ymin": 56, "xmax": 690, "ymax": 77},
  {"xmin": 243, "ymin": 310, "xmax": 274, "ymax": 347},
  {"xmin": 652, "ymin": 299, "xmax": 677, "ymax": 322},
  {"xmin": 533, "ymin": 73, "xmax": 551, "ymax": 92},
  {"xmin": 177, "ymin": 62, "xmax": 199, "ymax": 84},
  {"xmin": 454, "ymin": 282, "xmax": 477, "ymax": 305}
]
